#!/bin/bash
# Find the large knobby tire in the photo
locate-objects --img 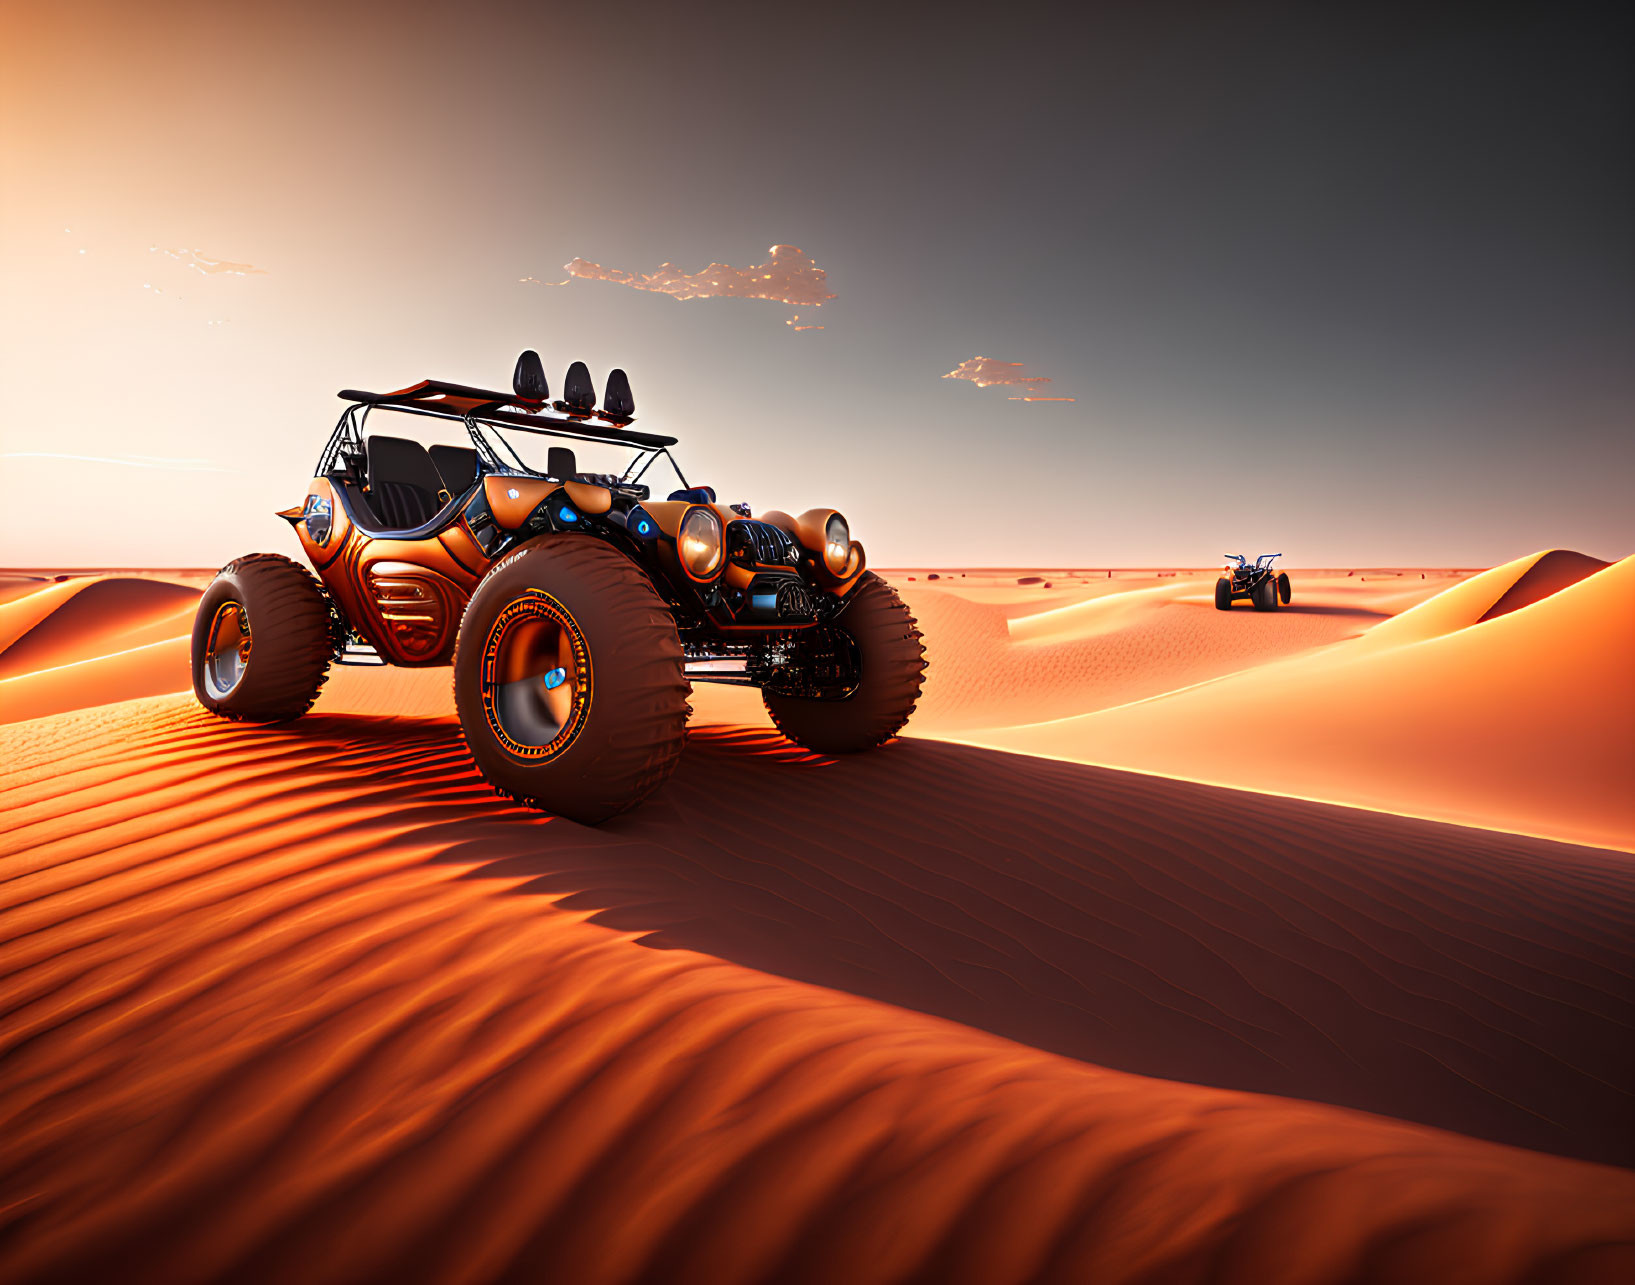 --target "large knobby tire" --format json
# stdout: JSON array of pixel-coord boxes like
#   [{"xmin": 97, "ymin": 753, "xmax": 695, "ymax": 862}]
[
  {"xmin": 1214, "ymin": 578, "xmax": 1233, "ymax": 610},
  {"xmin": 764, "ymin": 573, "xmax": 926, "ymax": 755},
  {"xmin": 1252, "ymin": 577, "xmax": 1277, "ymax": 612},
  {"xmin": 454, "ymin": 536, "xmax": 689, "ymax": 824},
  {"xmin": 192, "ymin": 553, "xmax": 337, "ymax": 722},
  {"xmin": 1278, "ymin": 571, "xmax": 1292, "ymax": 605}
]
